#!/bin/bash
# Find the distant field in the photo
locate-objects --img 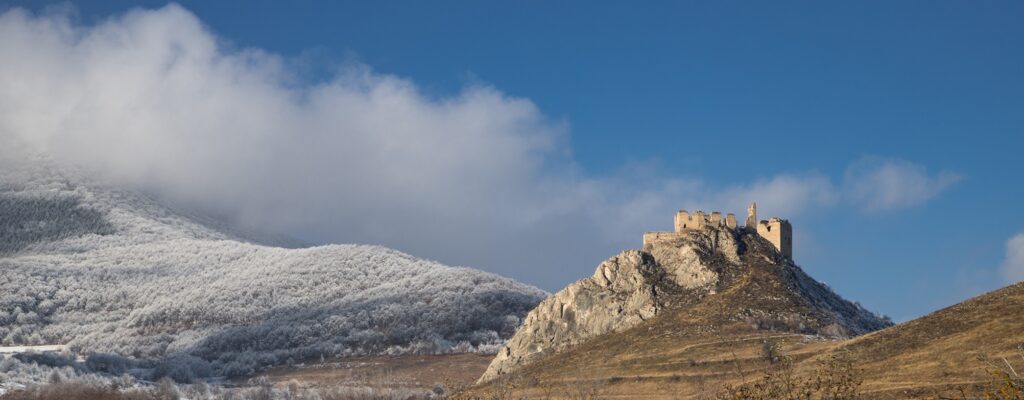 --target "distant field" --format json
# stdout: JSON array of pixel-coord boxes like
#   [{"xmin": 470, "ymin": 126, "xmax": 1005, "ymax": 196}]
[
  {"xmin": 249, "ymin": 353, "xmax": 492, "ymax": 393},
  {"xmin": 0, "ymin": 346, "xmax": 66, "ymax": 354}
]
